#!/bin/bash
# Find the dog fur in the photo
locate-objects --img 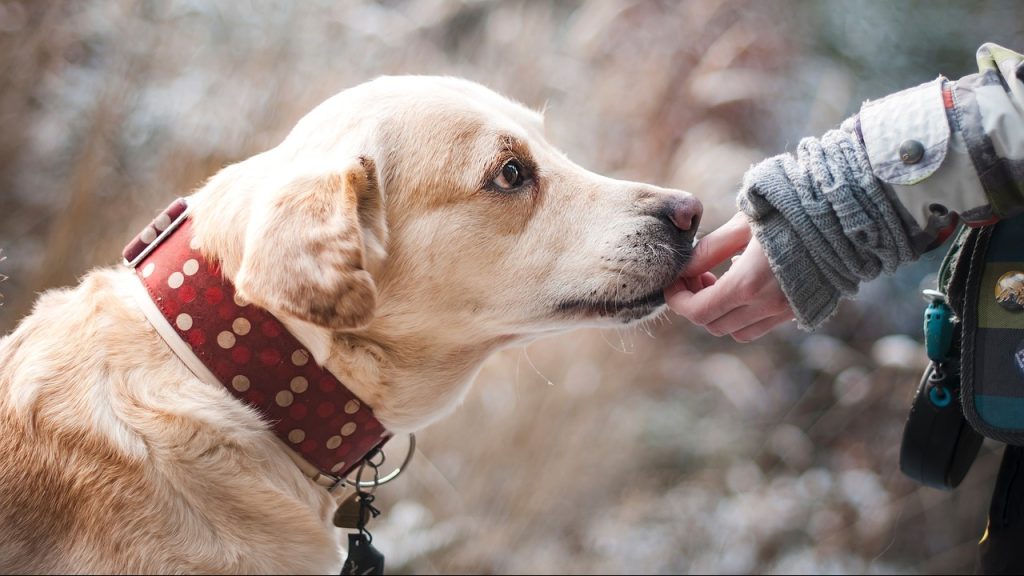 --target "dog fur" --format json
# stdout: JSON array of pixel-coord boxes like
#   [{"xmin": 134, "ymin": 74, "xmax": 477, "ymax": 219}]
[{"xmin": 0, "ymin": 76, "xmax": 699, "ymax": 573}]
